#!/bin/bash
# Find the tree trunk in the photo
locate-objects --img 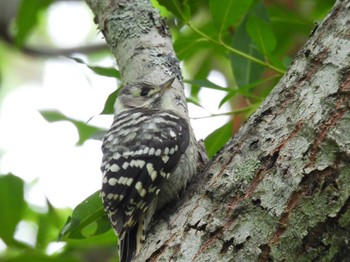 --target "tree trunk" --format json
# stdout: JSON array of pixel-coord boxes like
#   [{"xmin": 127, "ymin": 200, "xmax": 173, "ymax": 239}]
[{"xmin": 86, "ymin": 0, "xmax": 350, "ymax": 261}]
